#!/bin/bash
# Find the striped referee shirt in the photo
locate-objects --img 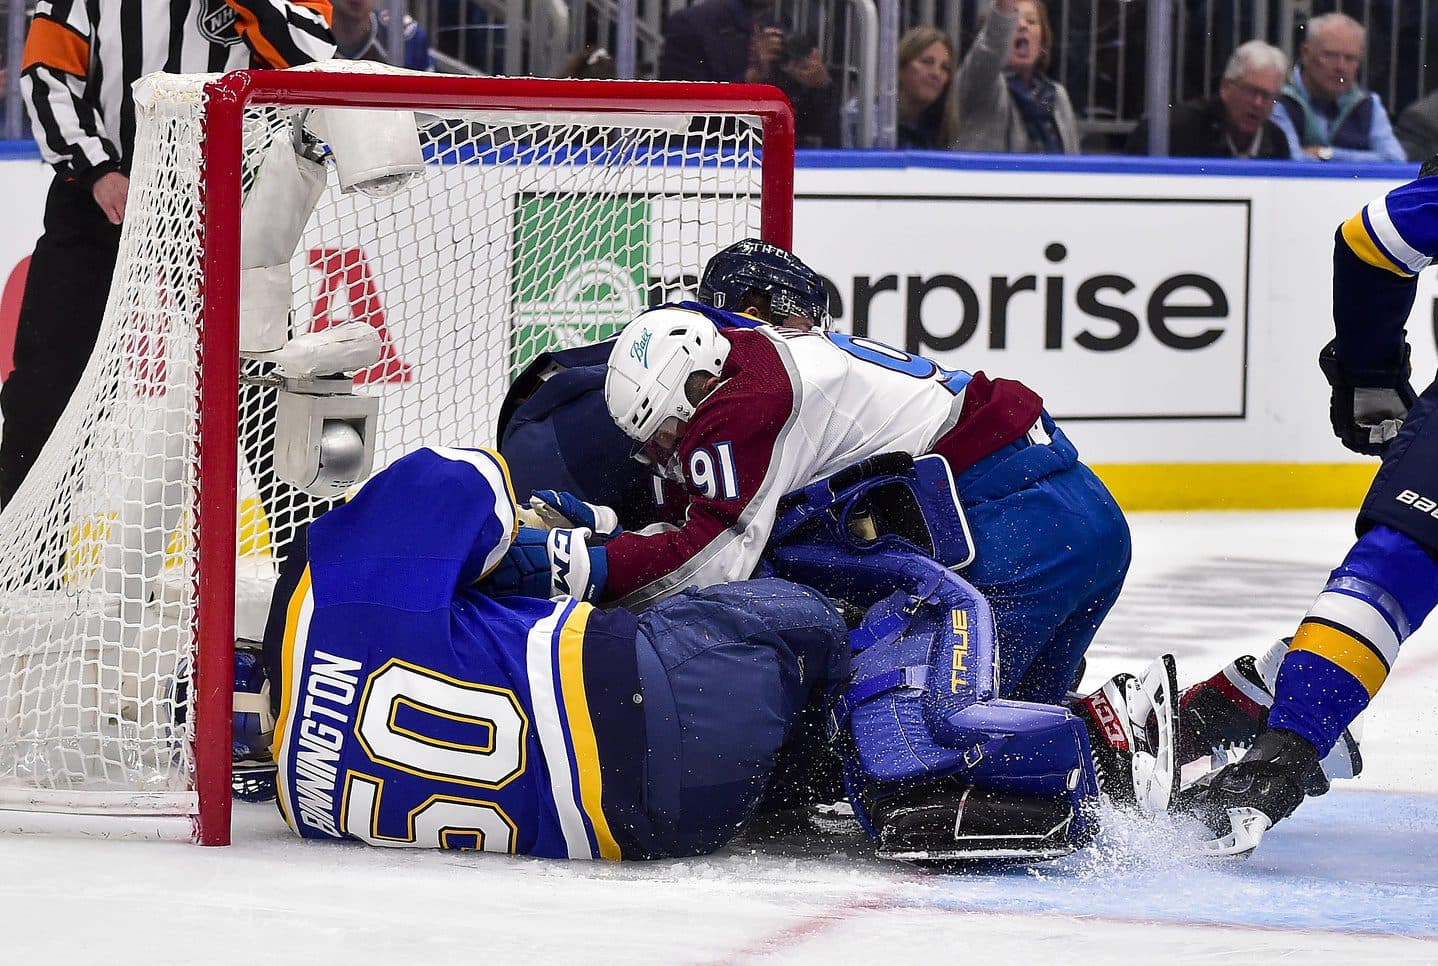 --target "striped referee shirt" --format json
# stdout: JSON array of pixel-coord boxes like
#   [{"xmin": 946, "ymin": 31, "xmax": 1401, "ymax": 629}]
[{"xmin": 21, "ymin": 1, "xmax": 336, "ymax": 184}]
